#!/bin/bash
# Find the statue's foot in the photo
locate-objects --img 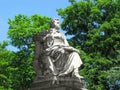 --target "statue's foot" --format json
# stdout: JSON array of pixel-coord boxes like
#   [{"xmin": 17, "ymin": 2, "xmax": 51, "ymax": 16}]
[
  {"xmin": 52, "ymin": 76, "xmax": 59, "ymax": 84},
  {"xmin": 58, "ymin": 72, "xmax": 67, "ymax": 77}
]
